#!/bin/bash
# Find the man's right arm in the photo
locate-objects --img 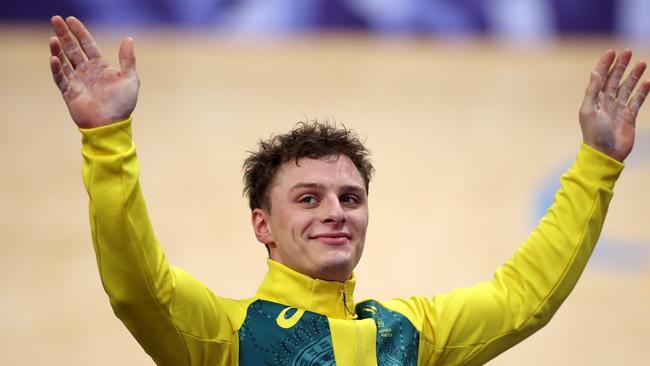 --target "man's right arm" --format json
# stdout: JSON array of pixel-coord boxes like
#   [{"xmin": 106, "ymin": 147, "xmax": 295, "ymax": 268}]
[
  {"xmin": 80, "ymin": 118, "xmax": 234, "ymax": 364},
  {"xmin": 50, "ymin": 16, "xmax": 236, "ymax": 364},
  {"xmin": 81, "ymin": 117, "xmax": 189, "ymax": 362}
]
